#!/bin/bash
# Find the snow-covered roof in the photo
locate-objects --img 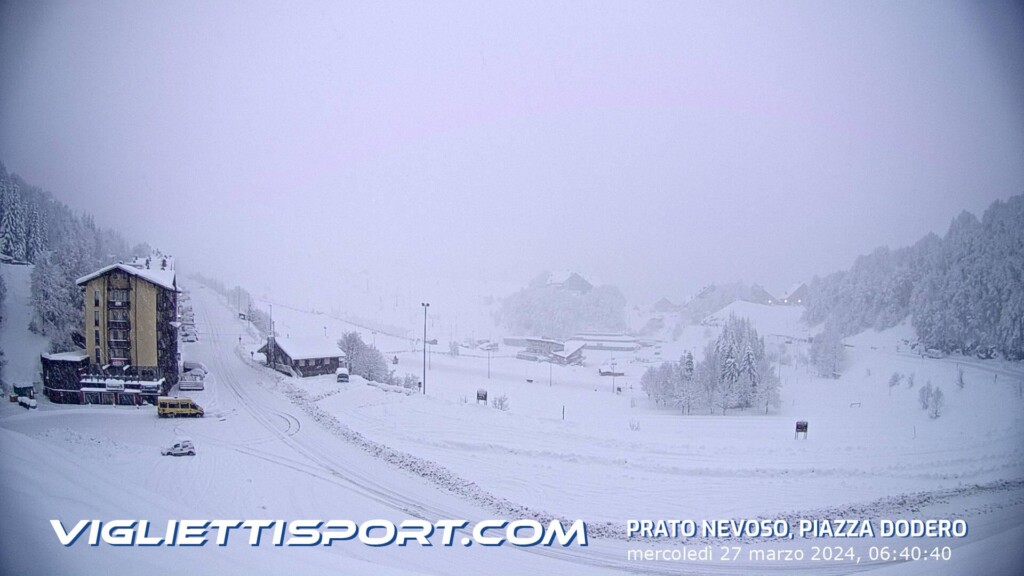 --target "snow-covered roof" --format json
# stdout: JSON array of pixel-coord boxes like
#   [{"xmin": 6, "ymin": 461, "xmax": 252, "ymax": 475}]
[
  {"xmin": 553, "ymin": 342, "xmax": 585, "ymax": 358},
  {"xmin": 571, "ymin": 332, "xmax": 638, "ymax": 343},
  {"xmin": 41, "ymin": 350, "xmax": 89, "ymax": 362},
  {"xmin": 76, "ymin": 263, "xmax": 176, "ymax": 292},
  {"xmin": 547, "ymin": 270, "xmax": 576, "ymax": 284},
  {"xmin": 271, "ymin": 337, "xmax": 345, "ymax": 361},
  {"xmin": 780, "ymin": 282, "xmax": 807, "ymax": 300}
]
